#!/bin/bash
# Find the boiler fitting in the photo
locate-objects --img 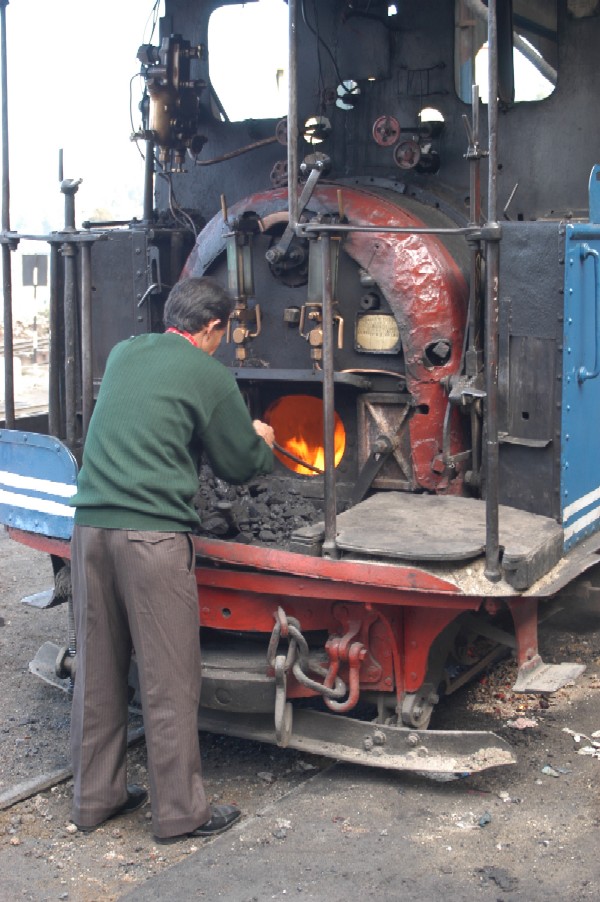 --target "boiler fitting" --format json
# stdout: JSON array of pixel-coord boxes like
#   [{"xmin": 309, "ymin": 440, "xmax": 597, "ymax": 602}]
[{"xmin": 136, "ymin": 35, "xmax": 207, "ymax": 172}]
